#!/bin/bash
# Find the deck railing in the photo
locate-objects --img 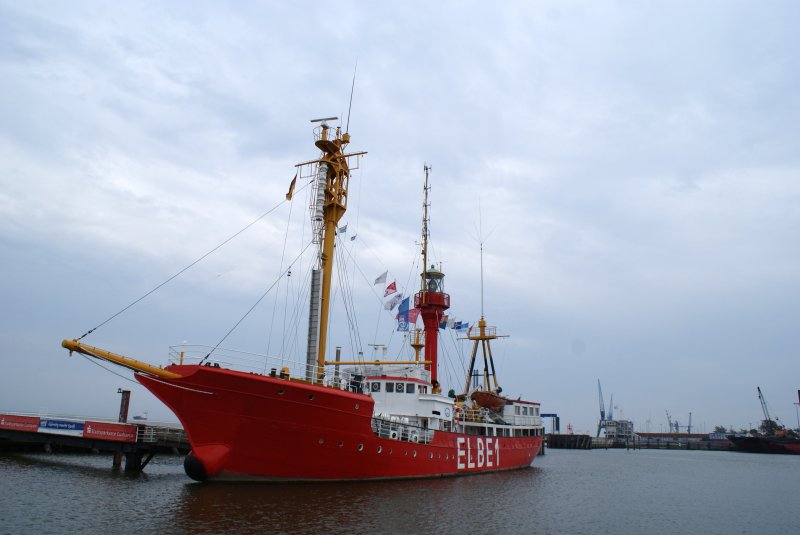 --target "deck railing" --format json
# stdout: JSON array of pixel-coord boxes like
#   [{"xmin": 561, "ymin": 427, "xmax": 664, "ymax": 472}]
[
  {"xmin": 370, "ymin": 417, "xmax": 434, "ymax": 445},
  {"xmin": 167, "ymin": 345, "xmax": 368, "ymax": 393}
]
